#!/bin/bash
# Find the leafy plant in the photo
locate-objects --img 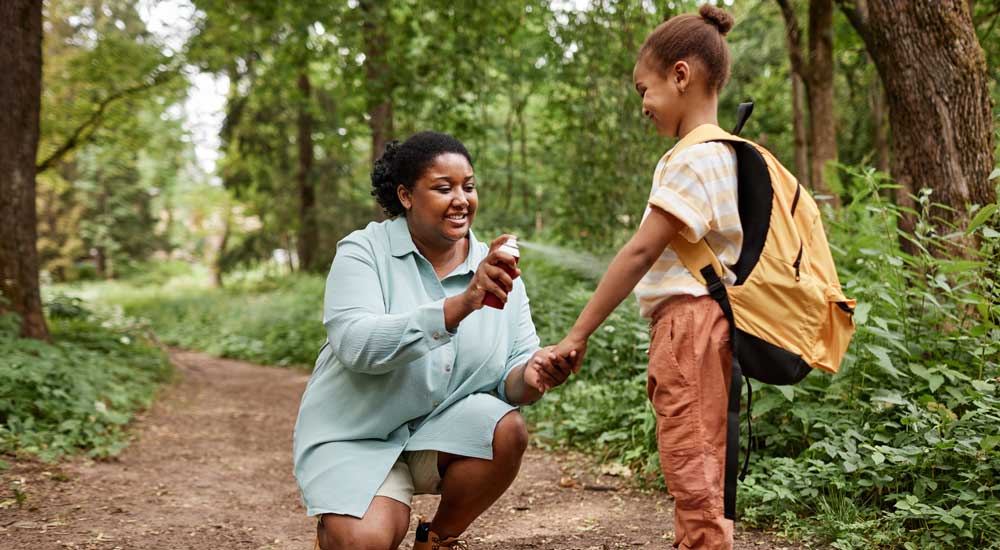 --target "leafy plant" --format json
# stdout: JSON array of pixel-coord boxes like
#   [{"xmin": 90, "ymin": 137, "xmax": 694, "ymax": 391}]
[{"xmin": 0, "ymin": 302, "xmax": 171, "ymax": 461}]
